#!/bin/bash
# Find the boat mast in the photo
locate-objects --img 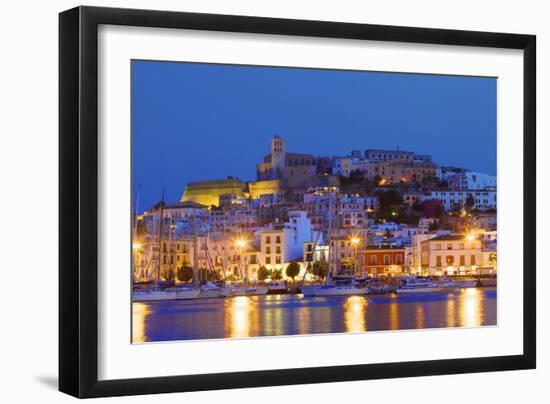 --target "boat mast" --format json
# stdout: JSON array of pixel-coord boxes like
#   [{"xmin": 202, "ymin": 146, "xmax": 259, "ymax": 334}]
[
  {"xmin": 326, "ymin": 196, "xmax": 333, "ymax": 285},
  {"xmin": 192, "ymin": 210, "xmax": 199, "ymax": 288},
  {"xmin": 156, "ymin": 188, "xmax": 165, "ymax": 287},
  {"xmin": 132, "ymin": 191, "xmax": 140, "ymax": 282}
]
